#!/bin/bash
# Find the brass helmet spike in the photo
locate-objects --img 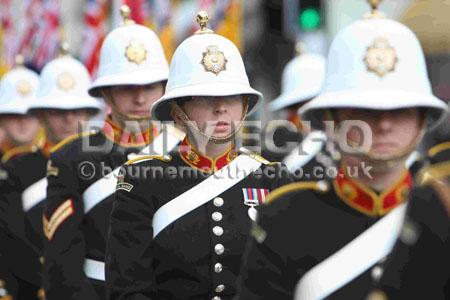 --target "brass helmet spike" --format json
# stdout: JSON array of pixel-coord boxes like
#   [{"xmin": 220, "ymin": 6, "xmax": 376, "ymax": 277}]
[
  {"xmin": 120, "ymin": 5, "xmax": 135, "ymax": 26},
  {"xmin": 295, "ymin": 42, "xmax": 307, "ymax": 56},
  {"xmin": 365, "ymin": 0, "xmax": 384, "ymax": 18},
  {"xmin": 15, "ymin": 54, "xmax": 25, "ymax": 67},
  {"xmin": 59, "ymin": 42, "xmax": 70, "ymax": 56},
  {"xmin": 195, "ymin": 11, "xmax": 214, "ymax": 34}
]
